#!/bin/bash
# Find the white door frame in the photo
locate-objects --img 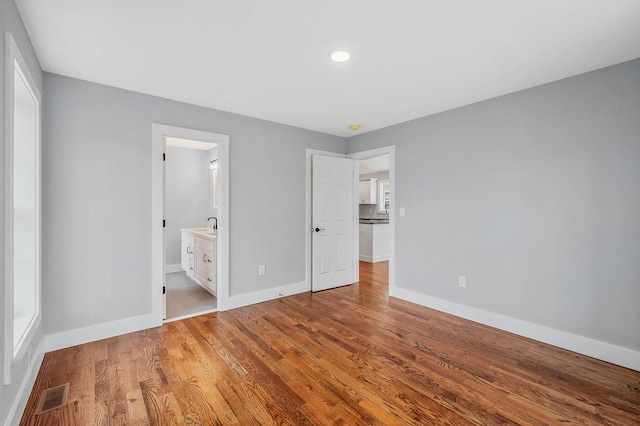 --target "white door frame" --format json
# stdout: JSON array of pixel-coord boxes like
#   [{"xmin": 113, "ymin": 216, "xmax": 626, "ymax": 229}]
[
  {"xmin": 151, "ymin": 124, "xmax": 230, "ymax": 323},
  {"xmin": 348, "ymin": 145, "xmax": 396, "ymax": 291}
]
